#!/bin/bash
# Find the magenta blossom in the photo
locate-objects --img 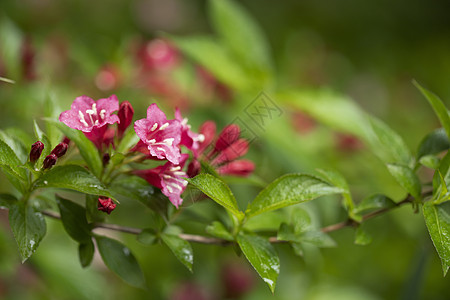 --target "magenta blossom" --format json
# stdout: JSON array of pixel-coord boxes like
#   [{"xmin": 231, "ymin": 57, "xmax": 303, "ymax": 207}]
[
  {"xmin": 175, "ymin": 108, "xmax": 204, "ymax": 152},
  {"xmin": 134, "ymin": 154, "xmax": 189, "ymax": 208},
  {"xmin": 134, "ymin": 103, "xmax": 182, "ymax": 164},
  {"xmin": 59, "ymin": 95, "xmax": 120, "ymax": 148}
]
